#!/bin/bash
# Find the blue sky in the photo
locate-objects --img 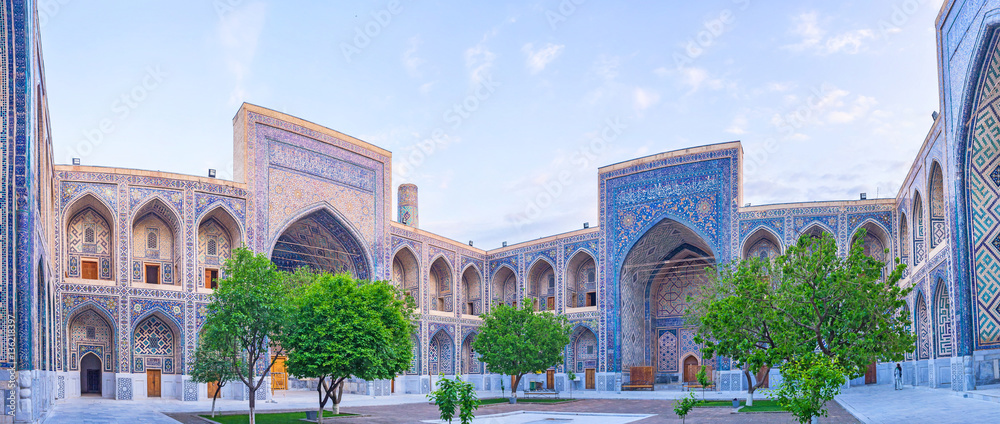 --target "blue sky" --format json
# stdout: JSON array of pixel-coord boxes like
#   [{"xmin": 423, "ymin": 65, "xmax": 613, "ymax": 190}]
[{"xmin": 41, "ymin": 0, "xmax": 945, "ymax": 249}]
